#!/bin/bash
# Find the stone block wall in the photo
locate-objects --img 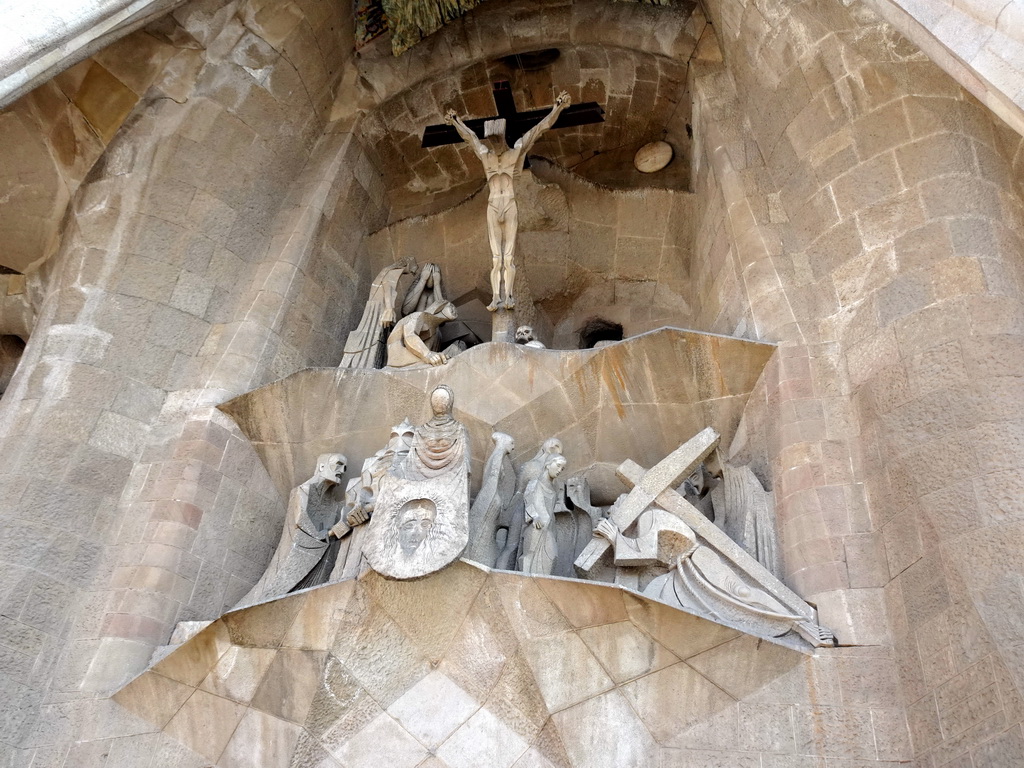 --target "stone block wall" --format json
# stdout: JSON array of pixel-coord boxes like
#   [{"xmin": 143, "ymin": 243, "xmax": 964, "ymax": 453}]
[
  {"xmin": 0, "ymin": 0, "xmax": 398, "ymax": 758},
  {"xmin": 689, "ymin": 67, "xmax": 755, "ymax": 338},
  {"xmin": 859, "ymin": 0, "xmax": 1024, "ymax": 139},
  {"xmin": 693, "ymin": 0, "xmax": 1024, "ymax": 763},
  {"xmin": 0, "ymin": 28, "xmax": 186, "ymax": 275}
]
